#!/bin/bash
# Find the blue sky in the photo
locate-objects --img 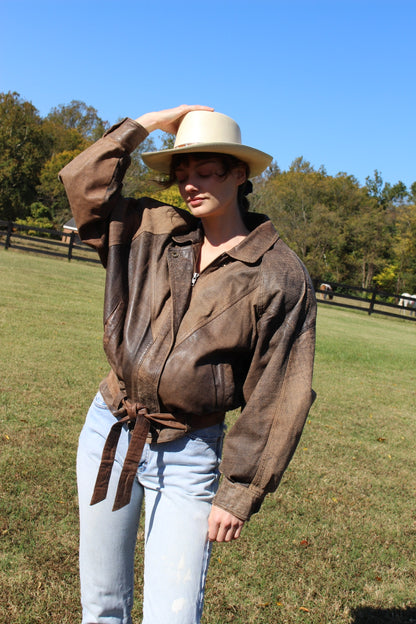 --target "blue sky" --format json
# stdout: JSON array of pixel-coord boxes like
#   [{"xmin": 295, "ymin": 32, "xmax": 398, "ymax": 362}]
[{"xmin": 1, "ymin": 0, "xmax": 415, "ymax": 188}]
